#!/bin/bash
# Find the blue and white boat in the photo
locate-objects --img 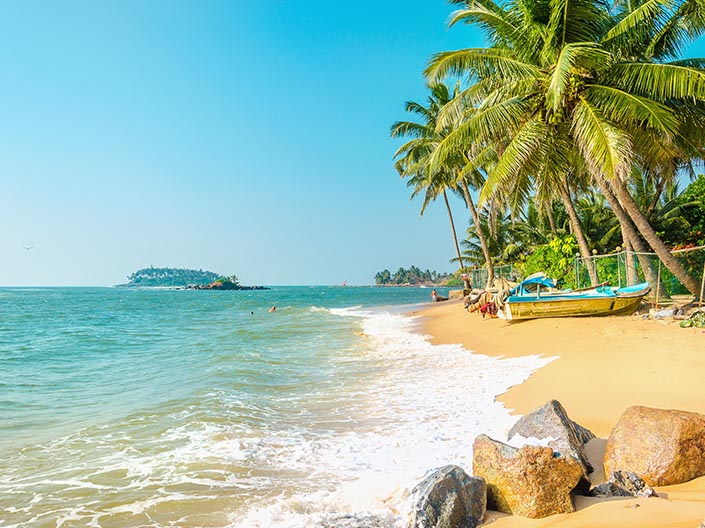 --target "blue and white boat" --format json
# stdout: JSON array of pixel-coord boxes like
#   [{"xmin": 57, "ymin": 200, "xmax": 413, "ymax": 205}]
[{"xmin": 497, "ymin": 273, "xmax": 651, "ymax": 321}]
